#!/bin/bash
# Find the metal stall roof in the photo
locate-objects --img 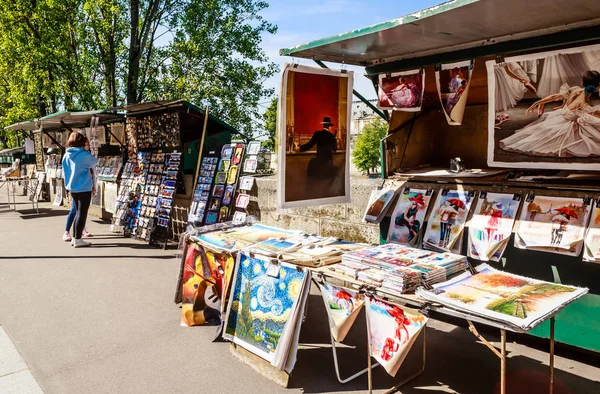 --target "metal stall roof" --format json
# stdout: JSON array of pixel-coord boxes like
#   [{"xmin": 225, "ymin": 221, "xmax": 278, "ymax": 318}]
[
  {"xmin": 5, "ymin": 109, "xmax": 124, "ymax": 133},
  {"xmin": 280, "ymin": 0, "xmax": 600, "ymax": 73}
]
